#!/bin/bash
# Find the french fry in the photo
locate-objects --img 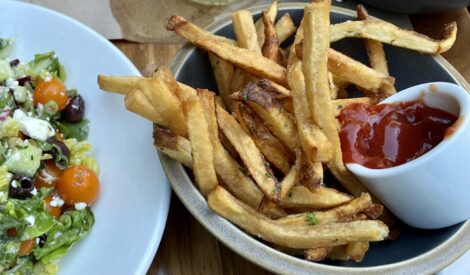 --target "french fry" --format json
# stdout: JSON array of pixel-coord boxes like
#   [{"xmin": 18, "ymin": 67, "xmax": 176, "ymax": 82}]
[
  {"xmin": 234, "ymin": 80, "xmax": 298, "ymax": 151},
  {"xmin": 208, "ymin": 53, "xmax": 234, "ymax": 110},
  {"xmin": 234, "ymin": 102, "xmax": 294, "ymax": 174},
  {"xmin": 208, "ymin": 186, "xmax": 389, "ymax": 249},
  {"xmin": 356, "ymin": 5, "xmax": 389, "ymax": 75},
  {"xmin": 124, "ymin": 90, "xmax": 168, "ymax": 127},
  {"xmin": 216, "ymin": 104, "xmax": 281, "ymax": 202},
  {"xmin": 304, "ymin": 248, "xmax": 330, "ymax": 262},
  {"xmin": 256, "ymin": 1, "xmax": 278, "ymax": 47},
  {"xmin": 196, "ymin": 39, "xmax": 287, "ymax": 86},
  {"xmin": 277, "ymin": 193, "xmax": 374, "ymax": 226},
  {"xmin": 167, "ymin": 15, "xmax": 236, "ymax": 45},
  {"xmin": 345, "ymin": 241, "xmax": 369, "ymax": 262},
  {"xmin": 280, "ymin": 185, "xmax": 352, "ymax": 210},
  {"xmin": 183, "ymin": 95, "xmax": 218, "ymax": 195},
  {"xmin": 287, "ymin": 60, "xmax": 331, "ymax": 162},
  {"xmin": 332, "ymin": 97, "xmax": 371, "ymax": 117},
  {"xmin": 152, "ymin": 66, "xmax": 181, "ymax": 97},
  {"xmin": 328, "ymin": 71, "xmax": 338, "ymax": 99},
  {"xmin": 98, "ymin": 75, "xmax": 140, "ymax": 95},
  {"xmin": 233, "ymin": 10, "xmax": 261, "ymax": 53},
  {"xmin": 330, "ymin": 20, "xmax": 457, "ymax": 54},
  {"xmin": 153, "ymin": 125, "xmax": 192, "ymax": 168},
  {"xmin": 275, "ymin": 13, "xmax": 297, "ymax": 44},
  {"xmin": 178, "ymin": 82, "xmax": 198, "ymax": 100},
  {"xmin": 299, "ymin": 153, "xmax": 324, "ymax": 191},
  {"xmin": 279, "ymin": 150, "xmax": 301, "ymax": 200},
  {"xmin": 261, "ymin": 12, "xmax": 284, "ymax": 65},
  {"xmin": 138, "ymin": 78, "xmax": 188, "ymax": 137}
]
